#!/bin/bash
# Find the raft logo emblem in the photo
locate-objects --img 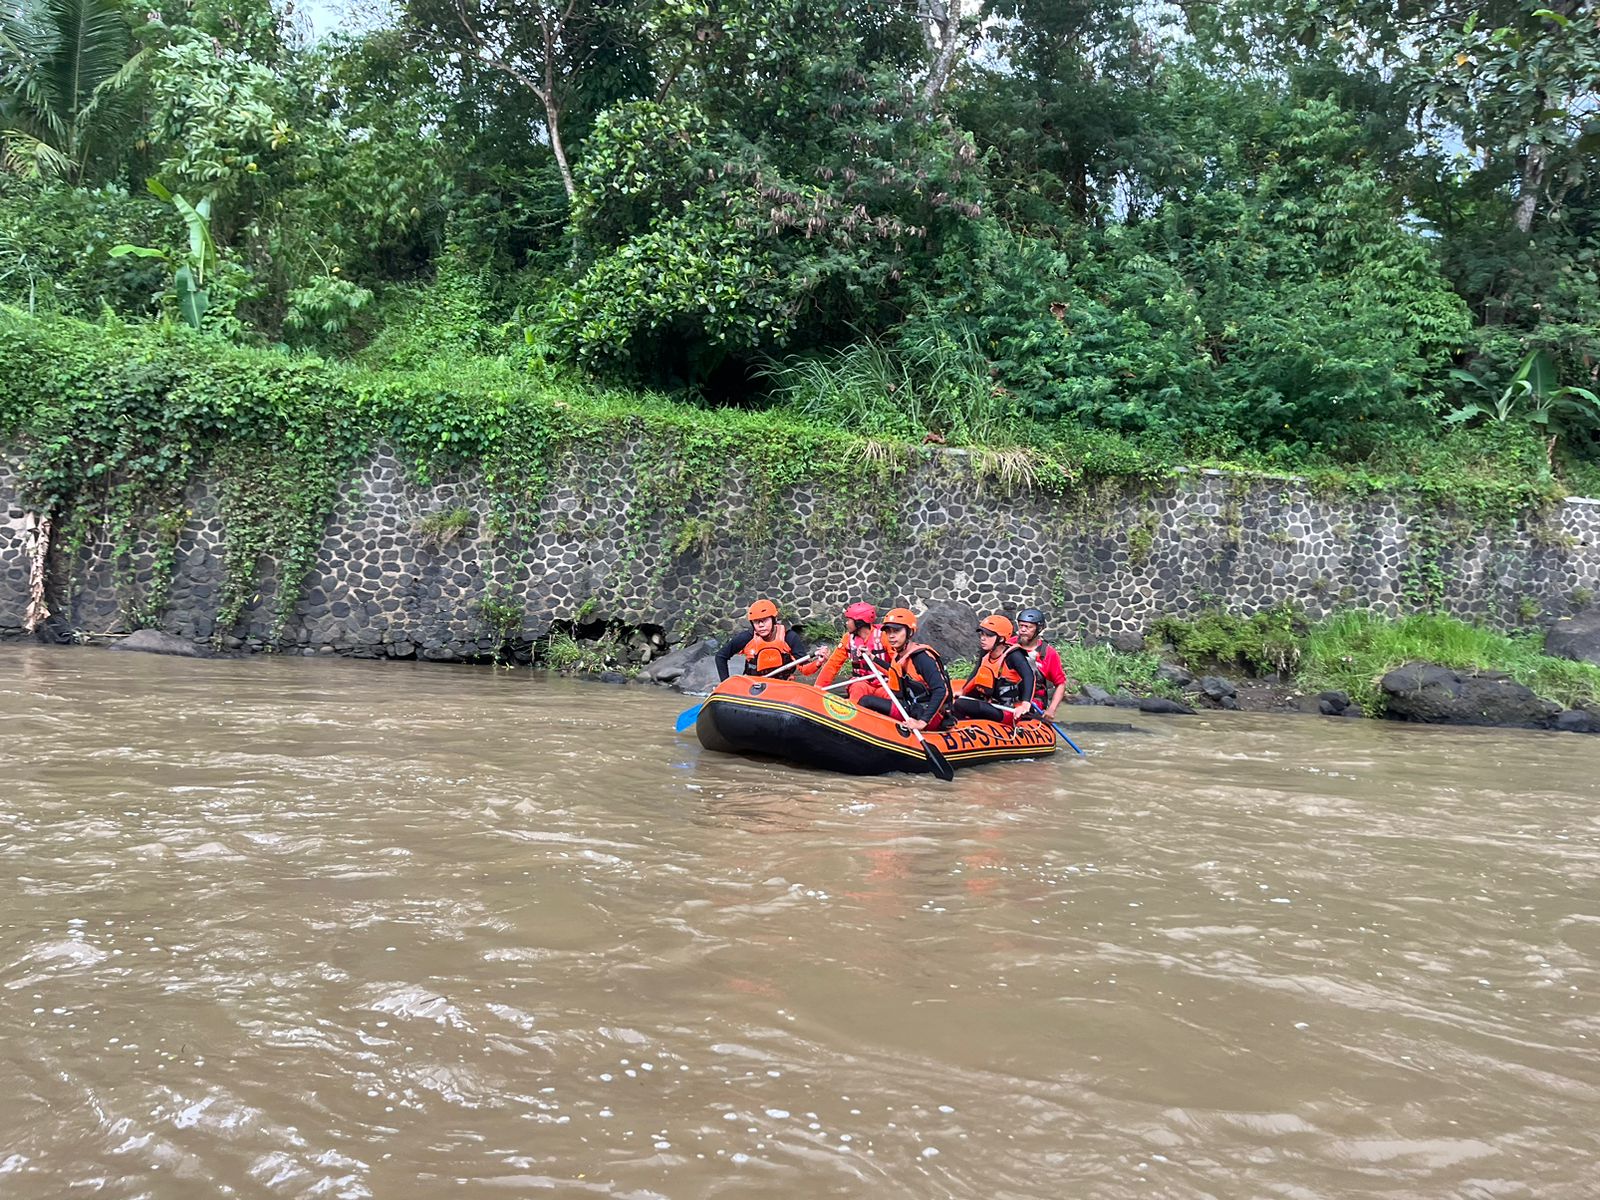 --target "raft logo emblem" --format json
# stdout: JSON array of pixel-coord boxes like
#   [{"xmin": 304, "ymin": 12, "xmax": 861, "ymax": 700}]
[{"xmin": 822, "ymin": 693, "xmax": 856, "ymax": 721}]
